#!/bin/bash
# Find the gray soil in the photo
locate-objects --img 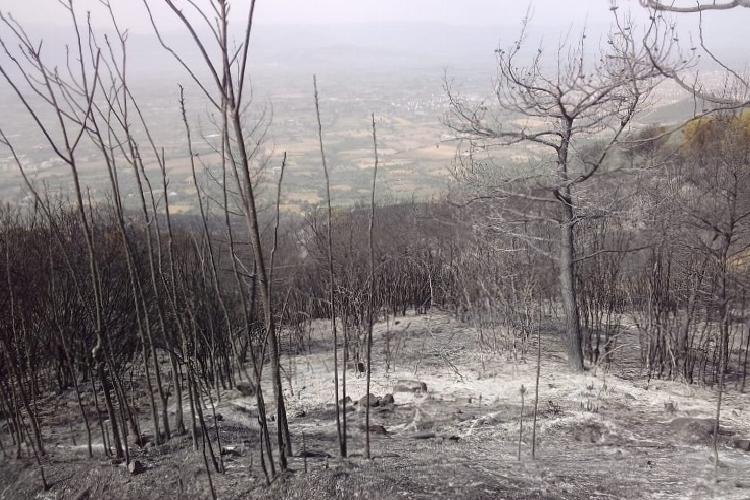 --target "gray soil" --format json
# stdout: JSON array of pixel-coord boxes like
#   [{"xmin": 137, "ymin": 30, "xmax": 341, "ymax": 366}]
[{"xmin": 1, "ymin": 313, "xmax": 749, "ymax": 499}]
